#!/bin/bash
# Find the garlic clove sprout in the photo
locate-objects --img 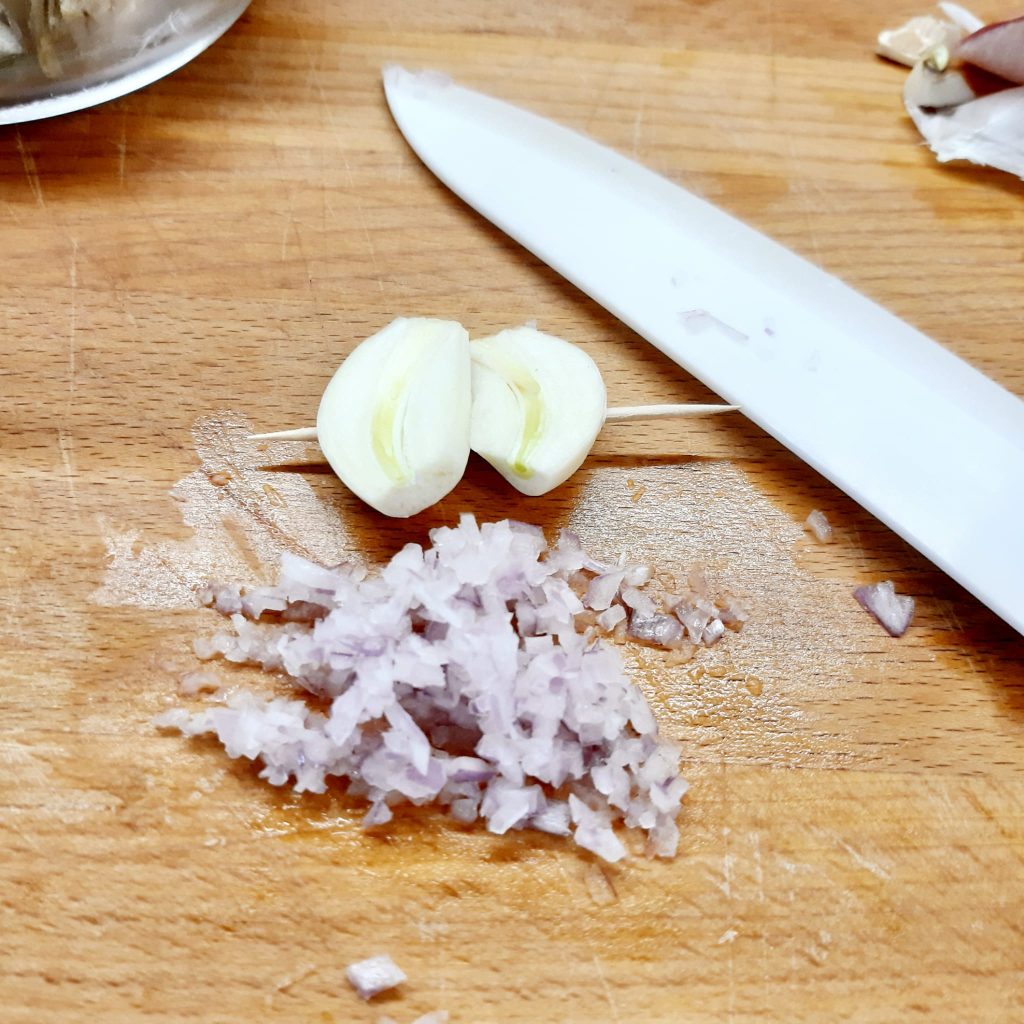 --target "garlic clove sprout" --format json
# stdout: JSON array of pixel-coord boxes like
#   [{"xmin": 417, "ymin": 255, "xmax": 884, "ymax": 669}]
[
  {"xmin": 316, "ymin": 317, "xmax": 471, "ymax": 518},
  {"xmin": 469, "ymin": 326, "xmax": 606, "ymax": 497}
]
